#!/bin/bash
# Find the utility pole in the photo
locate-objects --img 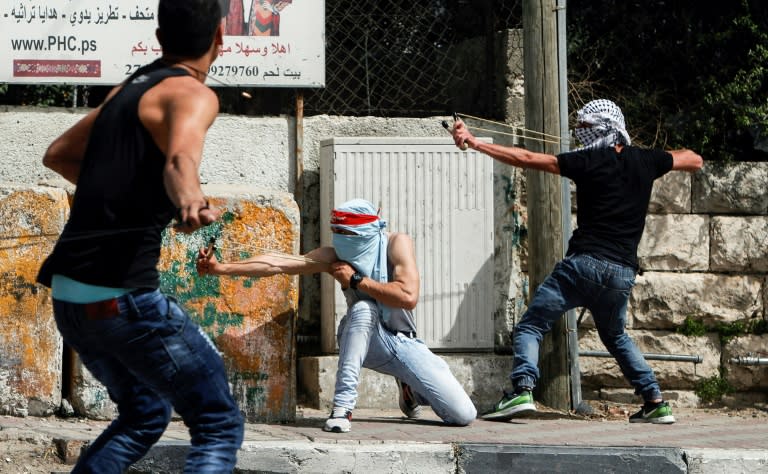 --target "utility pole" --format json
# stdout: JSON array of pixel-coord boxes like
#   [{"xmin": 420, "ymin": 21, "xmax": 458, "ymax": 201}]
[{"xmin": 522, "ymin": 0, "xmax": 570, "ymax": 410}]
